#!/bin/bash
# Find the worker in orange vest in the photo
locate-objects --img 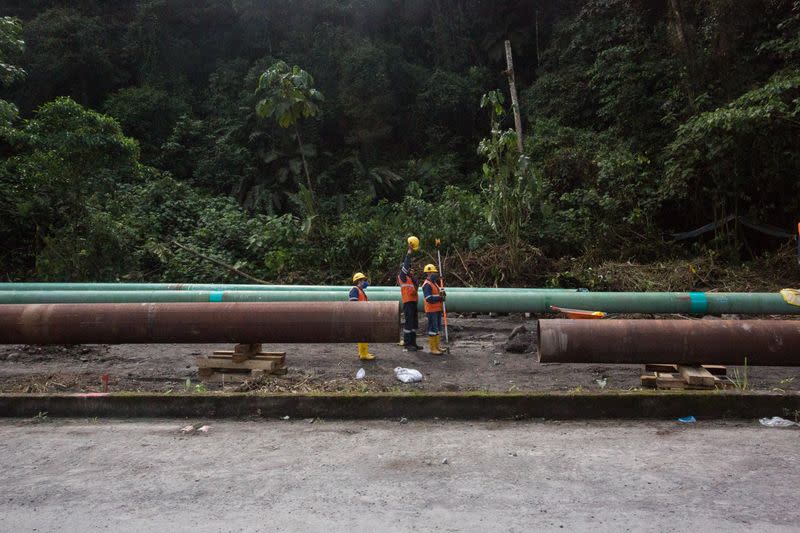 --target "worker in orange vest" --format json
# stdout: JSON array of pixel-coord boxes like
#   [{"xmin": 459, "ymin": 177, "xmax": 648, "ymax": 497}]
[
  {"xmin": 349, "ymin": 272, "xmax": 376, "ymax": 360},
  {"xmin": 398, "ymin": 236, "xmax": 422, "ymax": 351},
  {"xmin": 422, "ymin": 264, "xmax": 445, "ymax": 355}
]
